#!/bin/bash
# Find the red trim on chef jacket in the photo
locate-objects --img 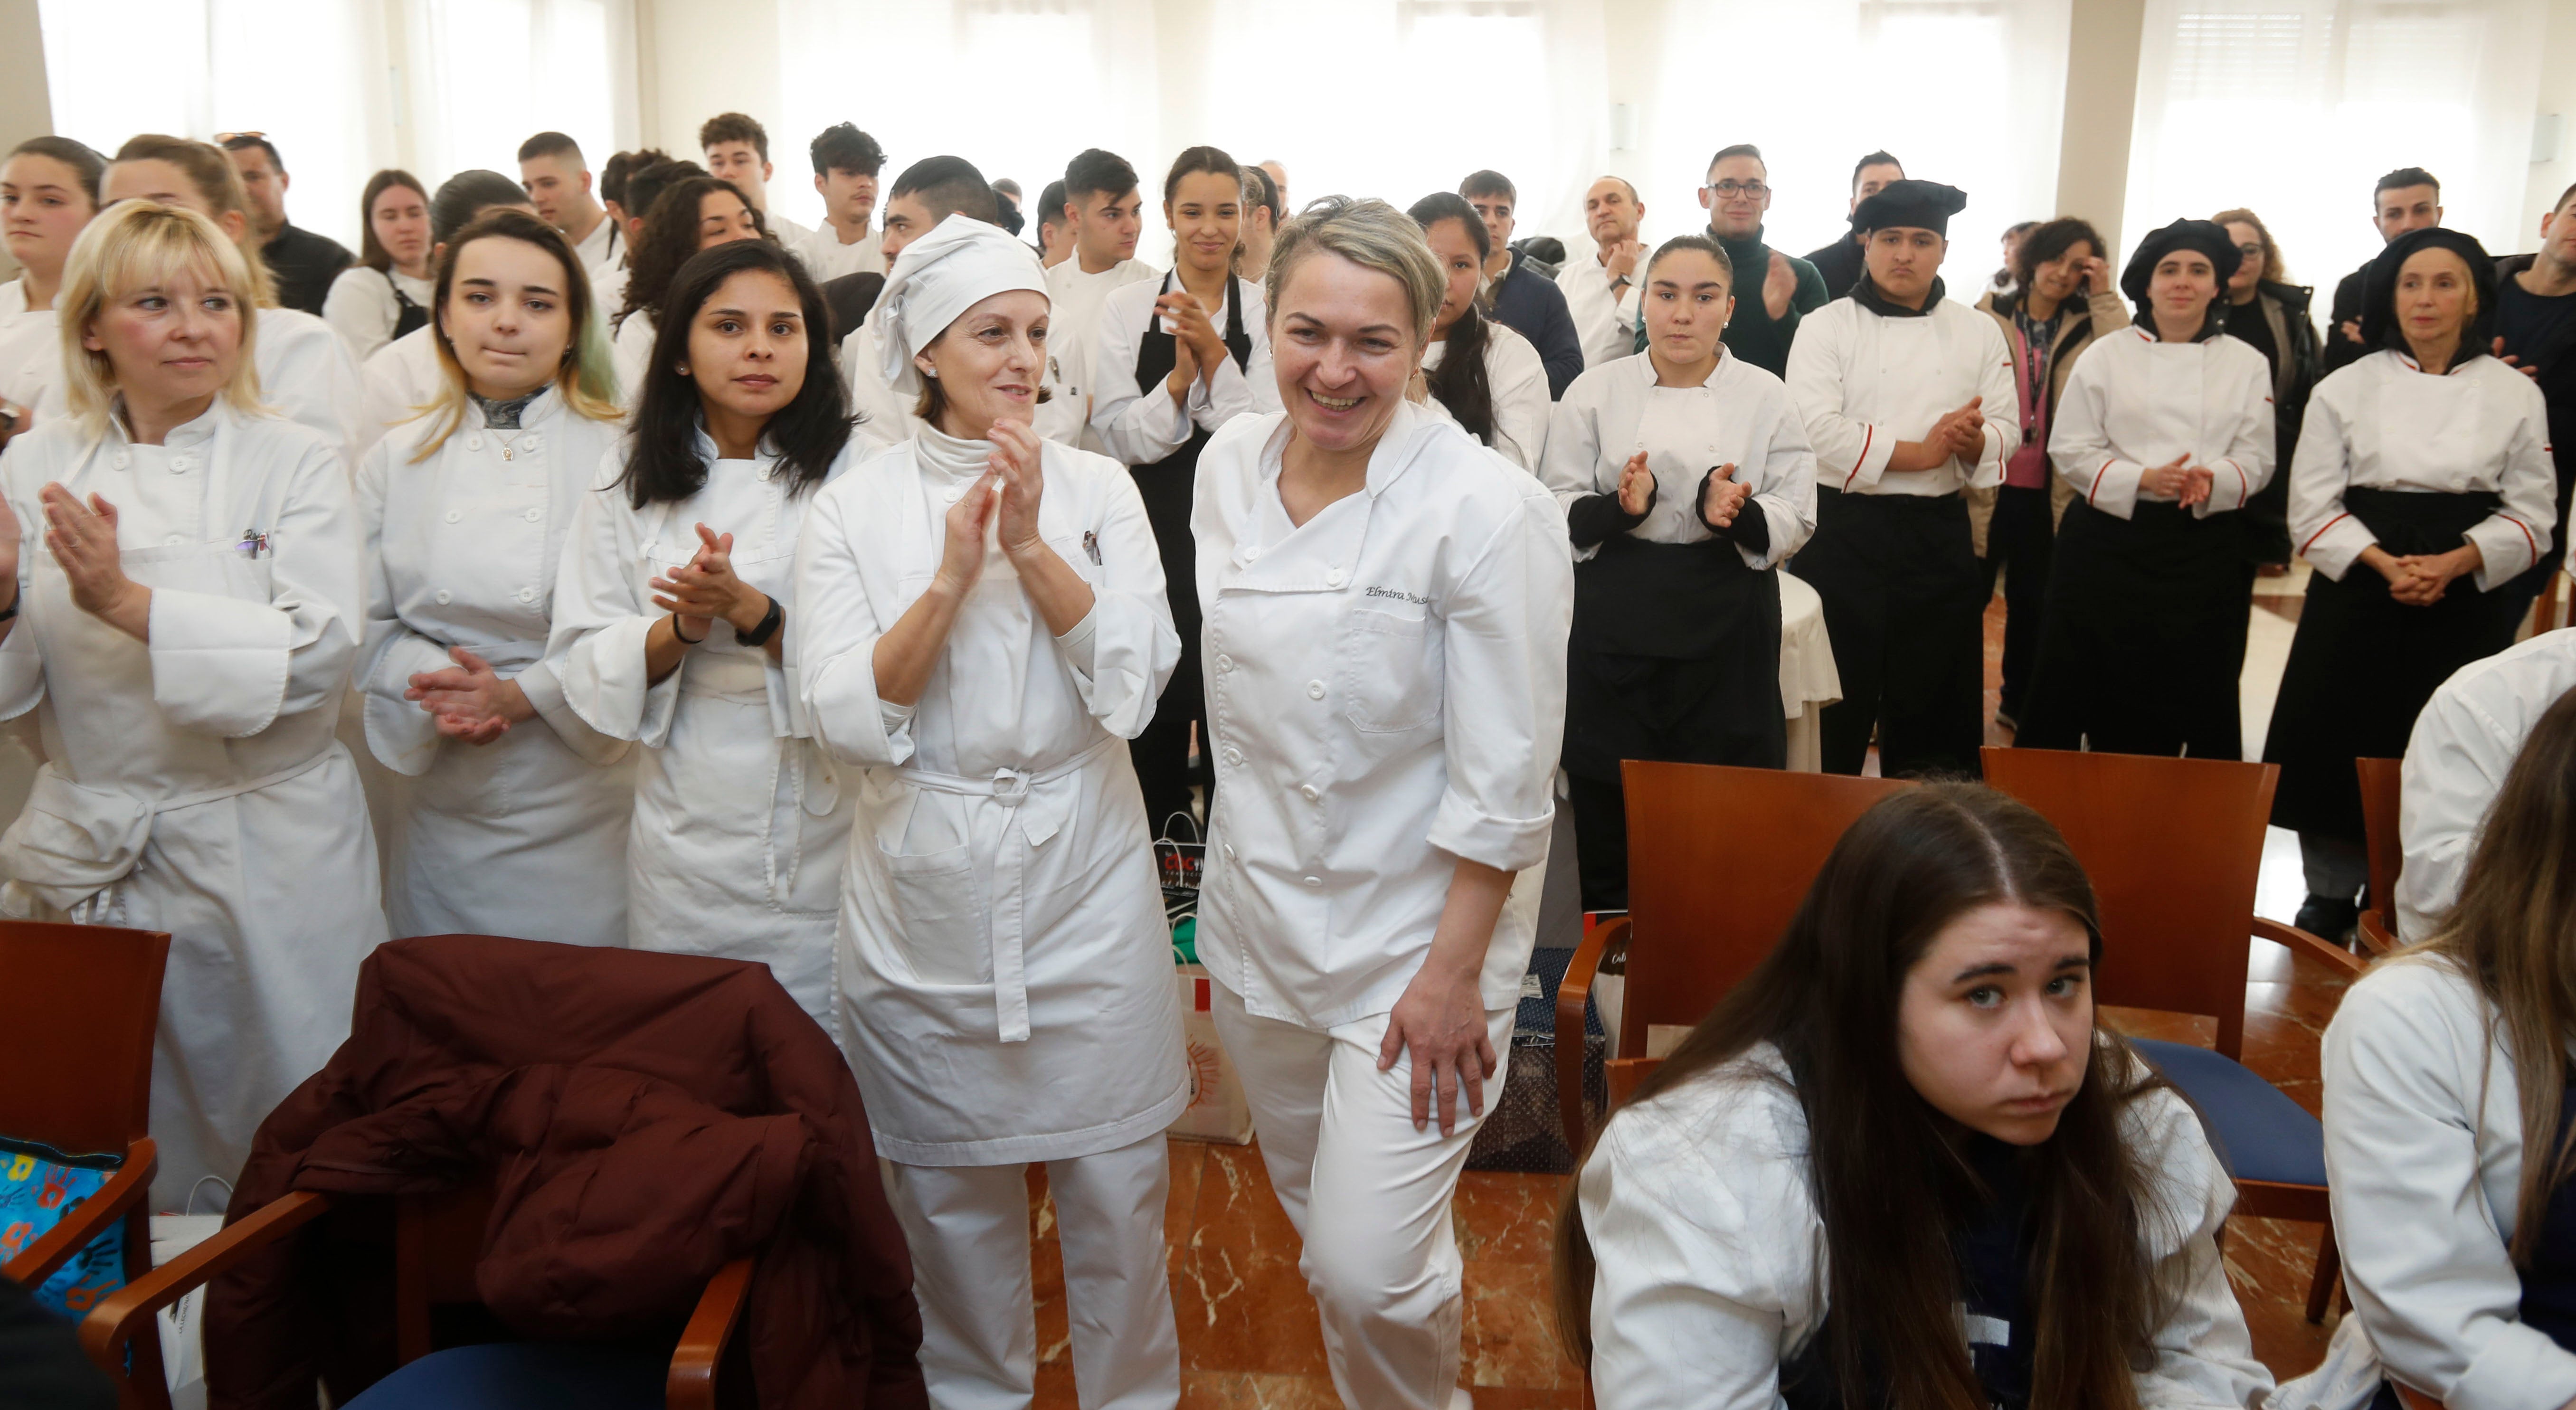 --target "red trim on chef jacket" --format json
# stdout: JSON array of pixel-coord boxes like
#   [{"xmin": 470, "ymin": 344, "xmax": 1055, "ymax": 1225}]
[
  {"xmin": 2502, "ymin": 514, "xmax": 2538, "ymax": 564},
  {"xmin": 2088, "ymin": 458, "xmax": 2116, "ymax": 505},
  {"xmin": 2301, "ymin": 511, "xmax": 2353, "ymax": 557},
  {"xmin": 1845, "ymin": 426, "xmax": 1874, "ymax": 490}
]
